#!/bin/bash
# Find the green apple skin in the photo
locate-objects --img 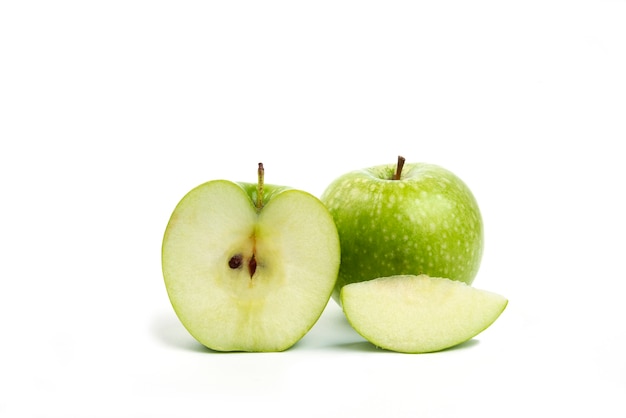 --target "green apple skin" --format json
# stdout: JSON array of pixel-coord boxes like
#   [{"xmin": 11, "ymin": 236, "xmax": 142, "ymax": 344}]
[
  {"xmin": 321, "ymin": 162, "xmax": 483, "ymax": 302},
  {"xmin": 162, "ymin": 180, "xmax": 340, "ymax": 352}
]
